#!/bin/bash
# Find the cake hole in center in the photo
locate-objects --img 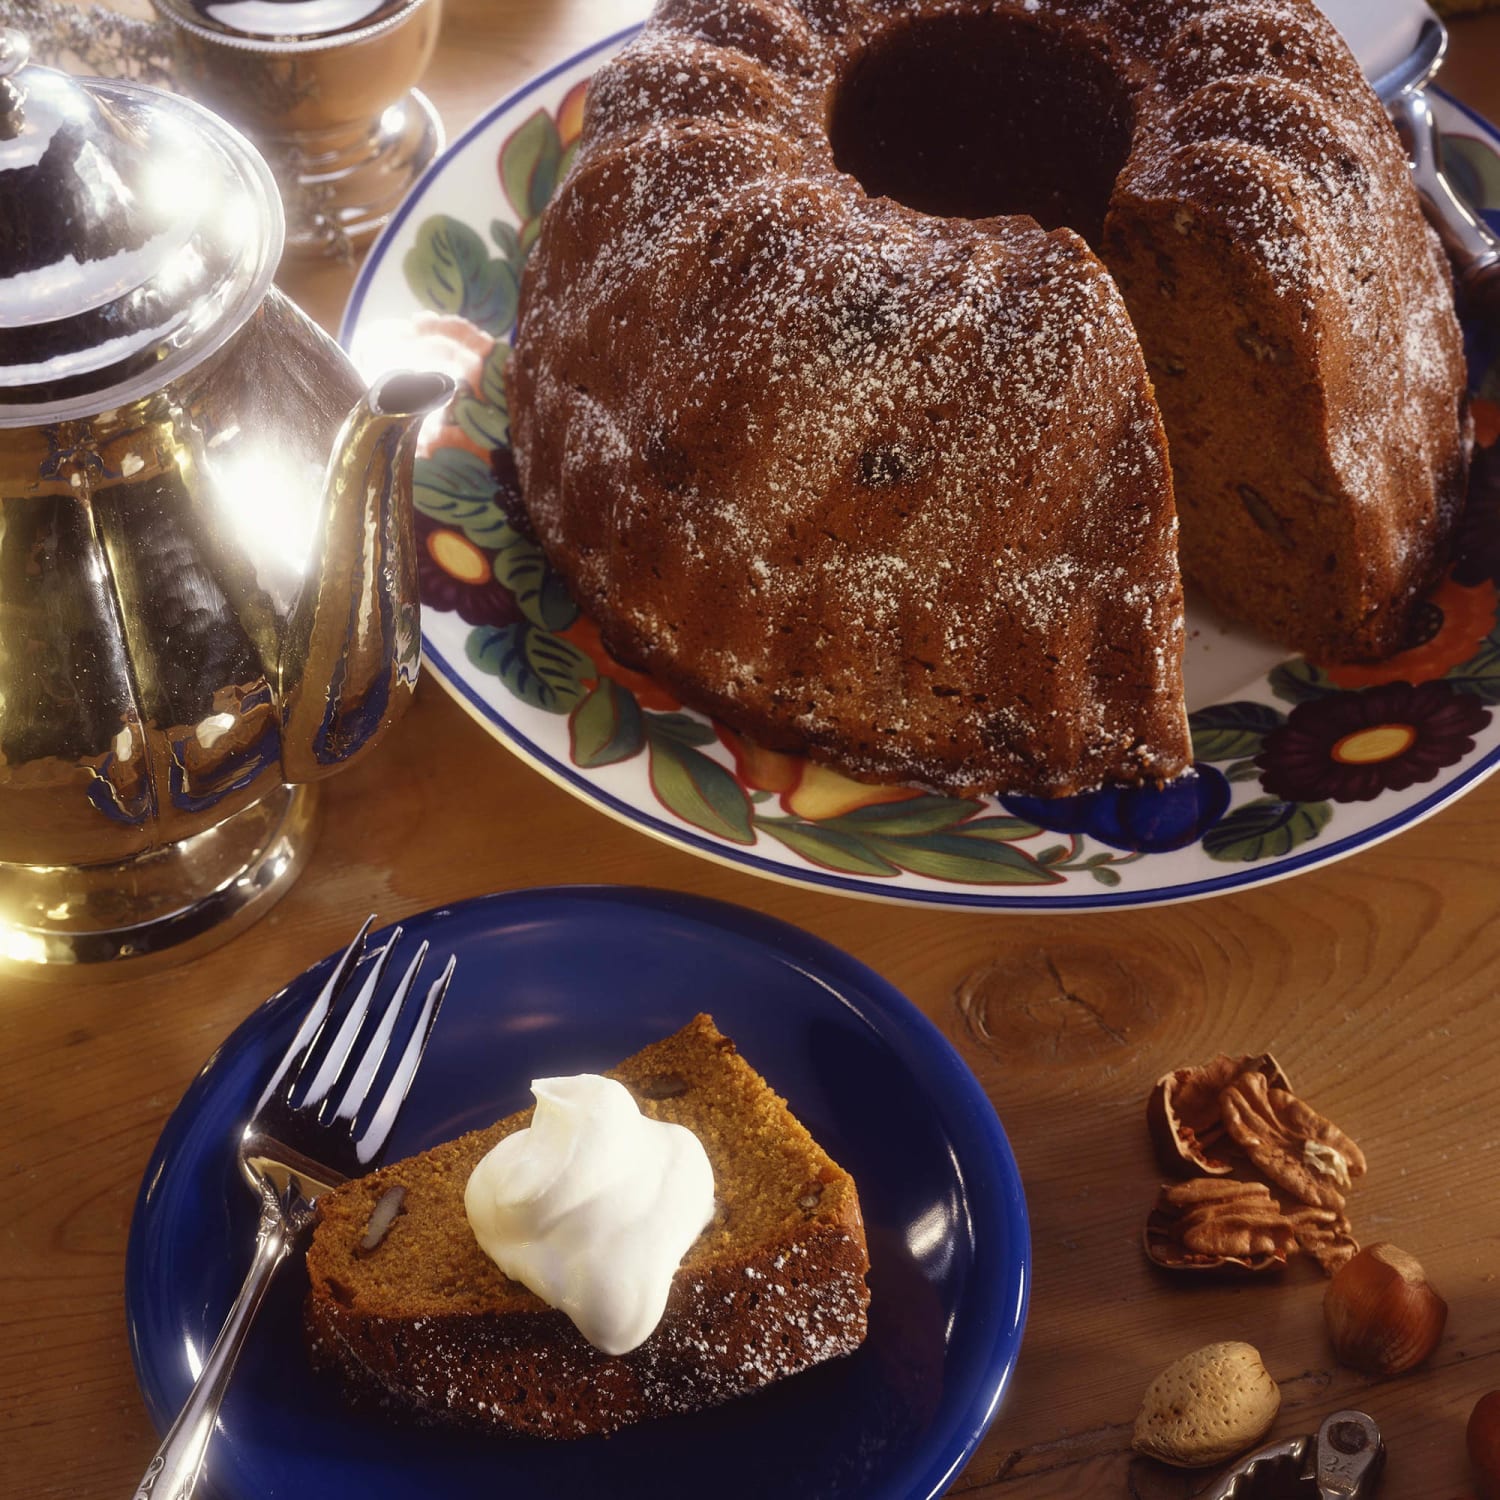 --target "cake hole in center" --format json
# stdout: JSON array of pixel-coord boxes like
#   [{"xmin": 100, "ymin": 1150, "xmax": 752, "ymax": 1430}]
[{"xmin": 828, "ymin": 13, "xmax": 1134, "ymax": 246}]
